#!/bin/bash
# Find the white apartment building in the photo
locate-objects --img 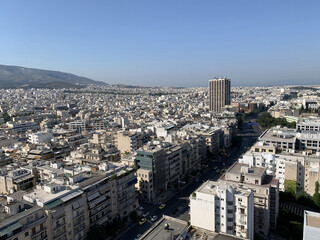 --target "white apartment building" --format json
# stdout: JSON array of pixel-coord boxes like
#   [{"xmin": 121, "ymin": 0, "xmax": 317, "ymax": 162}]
[
  {"xmin": 239, "ymin": 150, "xmax": 306, "ymax": 192},
  {"xmin": 28, "ymin": 132, "xmax": 53, "ymax": 144},
  {"xmin": 190, "ymin": 181, "xmax": 254, "ymax": 240}
]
